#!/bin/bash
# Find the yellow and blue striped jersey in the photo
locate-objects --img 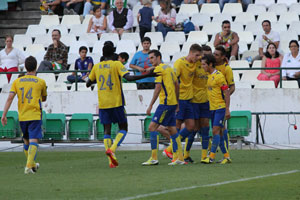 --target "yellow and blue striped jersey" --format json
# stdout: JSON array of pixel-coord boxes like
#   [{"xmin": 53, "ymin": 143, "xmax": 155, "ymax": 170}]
[
  {"xmin": 89, "ymin": 60, "xmax": 129, "ymax": 109},
  {"xmin": 174, "ymin": 57, "xmax": 196, "ymax": 100},
  {"xmin": 154, "ymin": 63, "xmax": 177, "ymax": 106},
  {"xmin": 216, "ymin": 63, "xmax": 235, "ymax": 86},
  {"xmin": 10, "ymin": 75, "xmax": 47, "ymax": 121},
  {"xmin": 207, "ymin": 70, "xmax": 227, "ymax": 110},
  {"xmin": 191, "ymin": 61, "xmax": 209, "ymax": 103}
]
